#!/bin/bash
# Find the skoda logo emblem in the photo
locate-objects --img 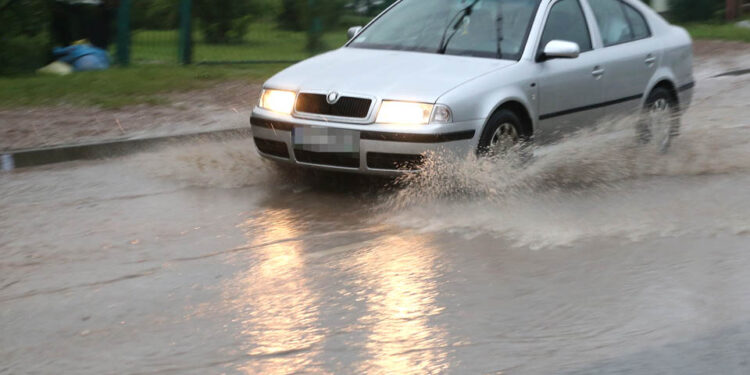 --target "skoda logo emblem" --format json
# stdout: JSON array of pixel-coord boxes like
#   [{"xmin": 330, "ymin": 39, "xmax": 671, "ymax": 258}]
[{"xmin": 326, "ymin": 91, "xmax": 340, "ymax": 104}]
